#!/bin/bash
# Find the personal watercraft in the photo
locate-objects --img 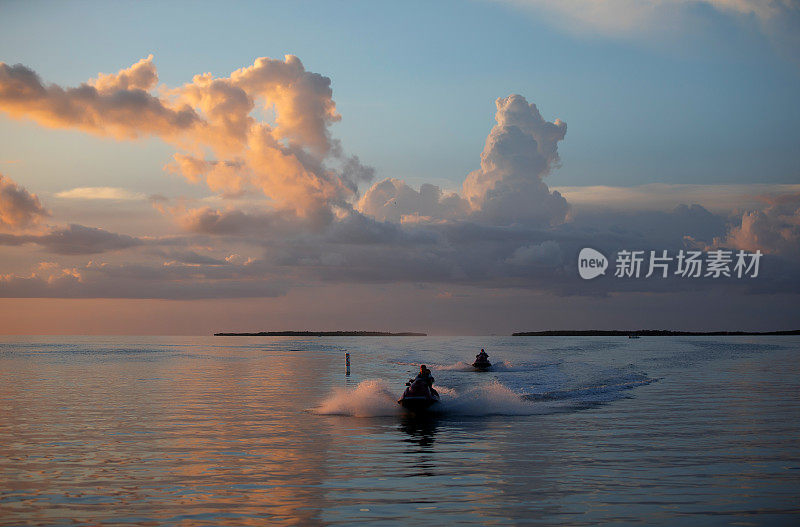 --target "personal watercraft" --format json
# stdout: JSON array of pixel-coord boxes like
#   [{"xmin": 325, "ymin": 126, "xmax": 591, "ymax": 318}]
[
  {"xmin": 398, "ymin": 379, "xmax": 440, "ymax": 410},
  {"xmin": 472, "ymin": 357, "xmax": 491, "ymax": 371}
]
